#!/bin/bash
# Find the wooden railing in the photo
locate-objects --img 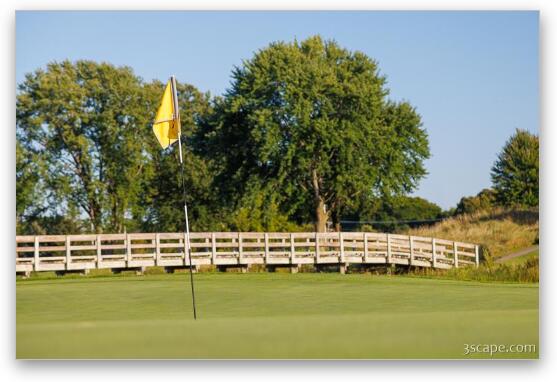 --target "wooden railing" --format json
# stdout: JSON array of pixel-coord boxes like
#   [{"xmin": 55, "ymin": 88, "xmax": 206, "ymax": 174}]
[{"xmin": 15, "ymin": 232, "xmax": 480, "ymax": 275}]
